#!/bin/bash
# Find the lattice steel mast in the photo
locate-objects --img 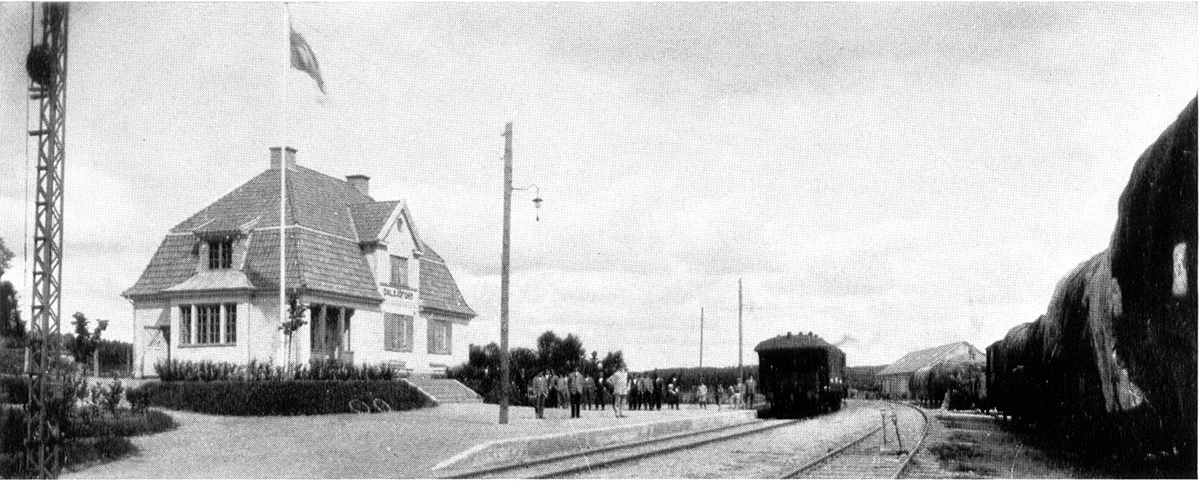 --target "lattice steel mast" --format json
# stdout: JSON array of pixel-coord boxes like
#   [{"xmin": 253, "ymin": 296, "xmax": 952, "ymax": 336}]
[{"xmin": 25, "ymin": 3, "xmax": 69, "ymax": 478}]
